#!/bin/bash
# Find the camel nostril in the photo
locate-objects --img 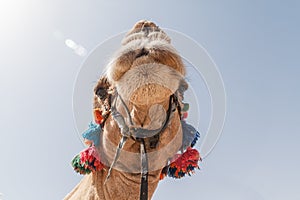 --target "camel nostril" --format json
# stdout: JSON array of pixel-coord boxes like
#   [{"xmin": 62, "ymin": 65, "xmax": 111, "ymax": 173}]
[
  {"xmin": 143, "ymin": 21, "xmax": 157, "ymax": 28},
  {"xmin": 135, "ymin": 48, "xmax": 149, "ymax": 59}
]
